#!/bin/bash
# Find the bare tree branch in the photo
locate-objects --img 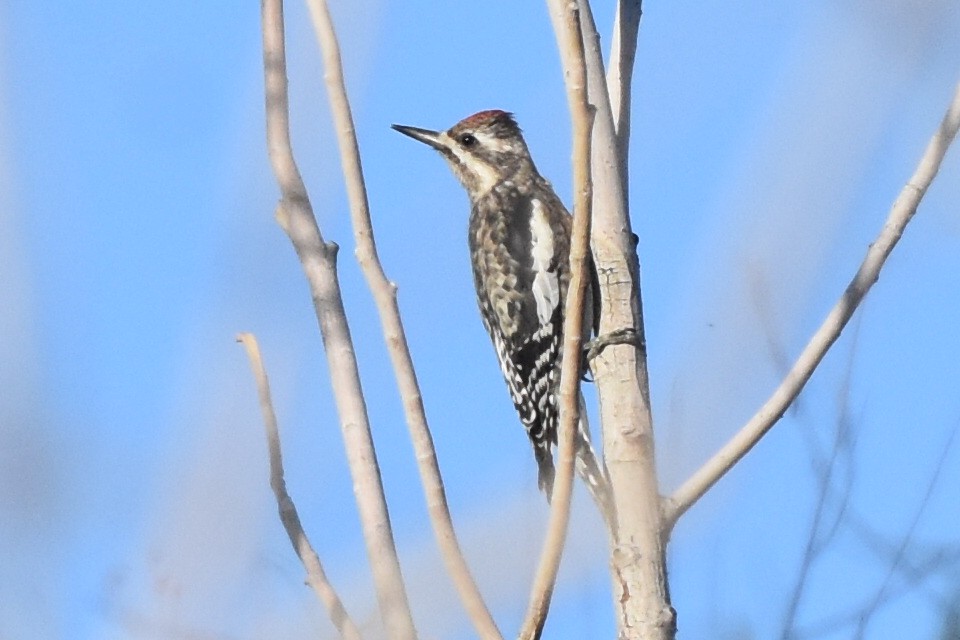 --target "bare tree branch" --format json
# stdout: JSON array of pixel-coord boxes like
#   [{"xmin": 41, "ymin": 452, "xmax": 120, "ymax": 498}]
[
  {"xmin": 517, "ymin": 3, "xmax": 594, "ymax": 639},
  {"xmin": 664, "ymin": 79, "xmax": 960, "ymax": 530},
  {"xmin": 573, "ymin": 2, "xmax": 675, "ymax": 637},
  {"xmin": 302, "ymin": 2, "xmax": 500, "ymax": 637},
  {"xmin": 260, "ymin": 2, "xmax": 417, "ymax": 637},
  {"xmin": 236, "ymin": 333, "xmax": 363, "ymax": 640}
]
